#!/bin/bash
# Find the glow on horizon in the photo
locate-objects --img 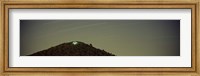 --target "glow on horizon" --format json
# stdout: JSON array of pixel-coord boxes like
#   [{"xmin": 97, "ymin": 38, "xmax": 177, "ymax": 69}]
[{"xmin": 72, "ymin": 41, "xmax": 78, "ymax": 45}]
